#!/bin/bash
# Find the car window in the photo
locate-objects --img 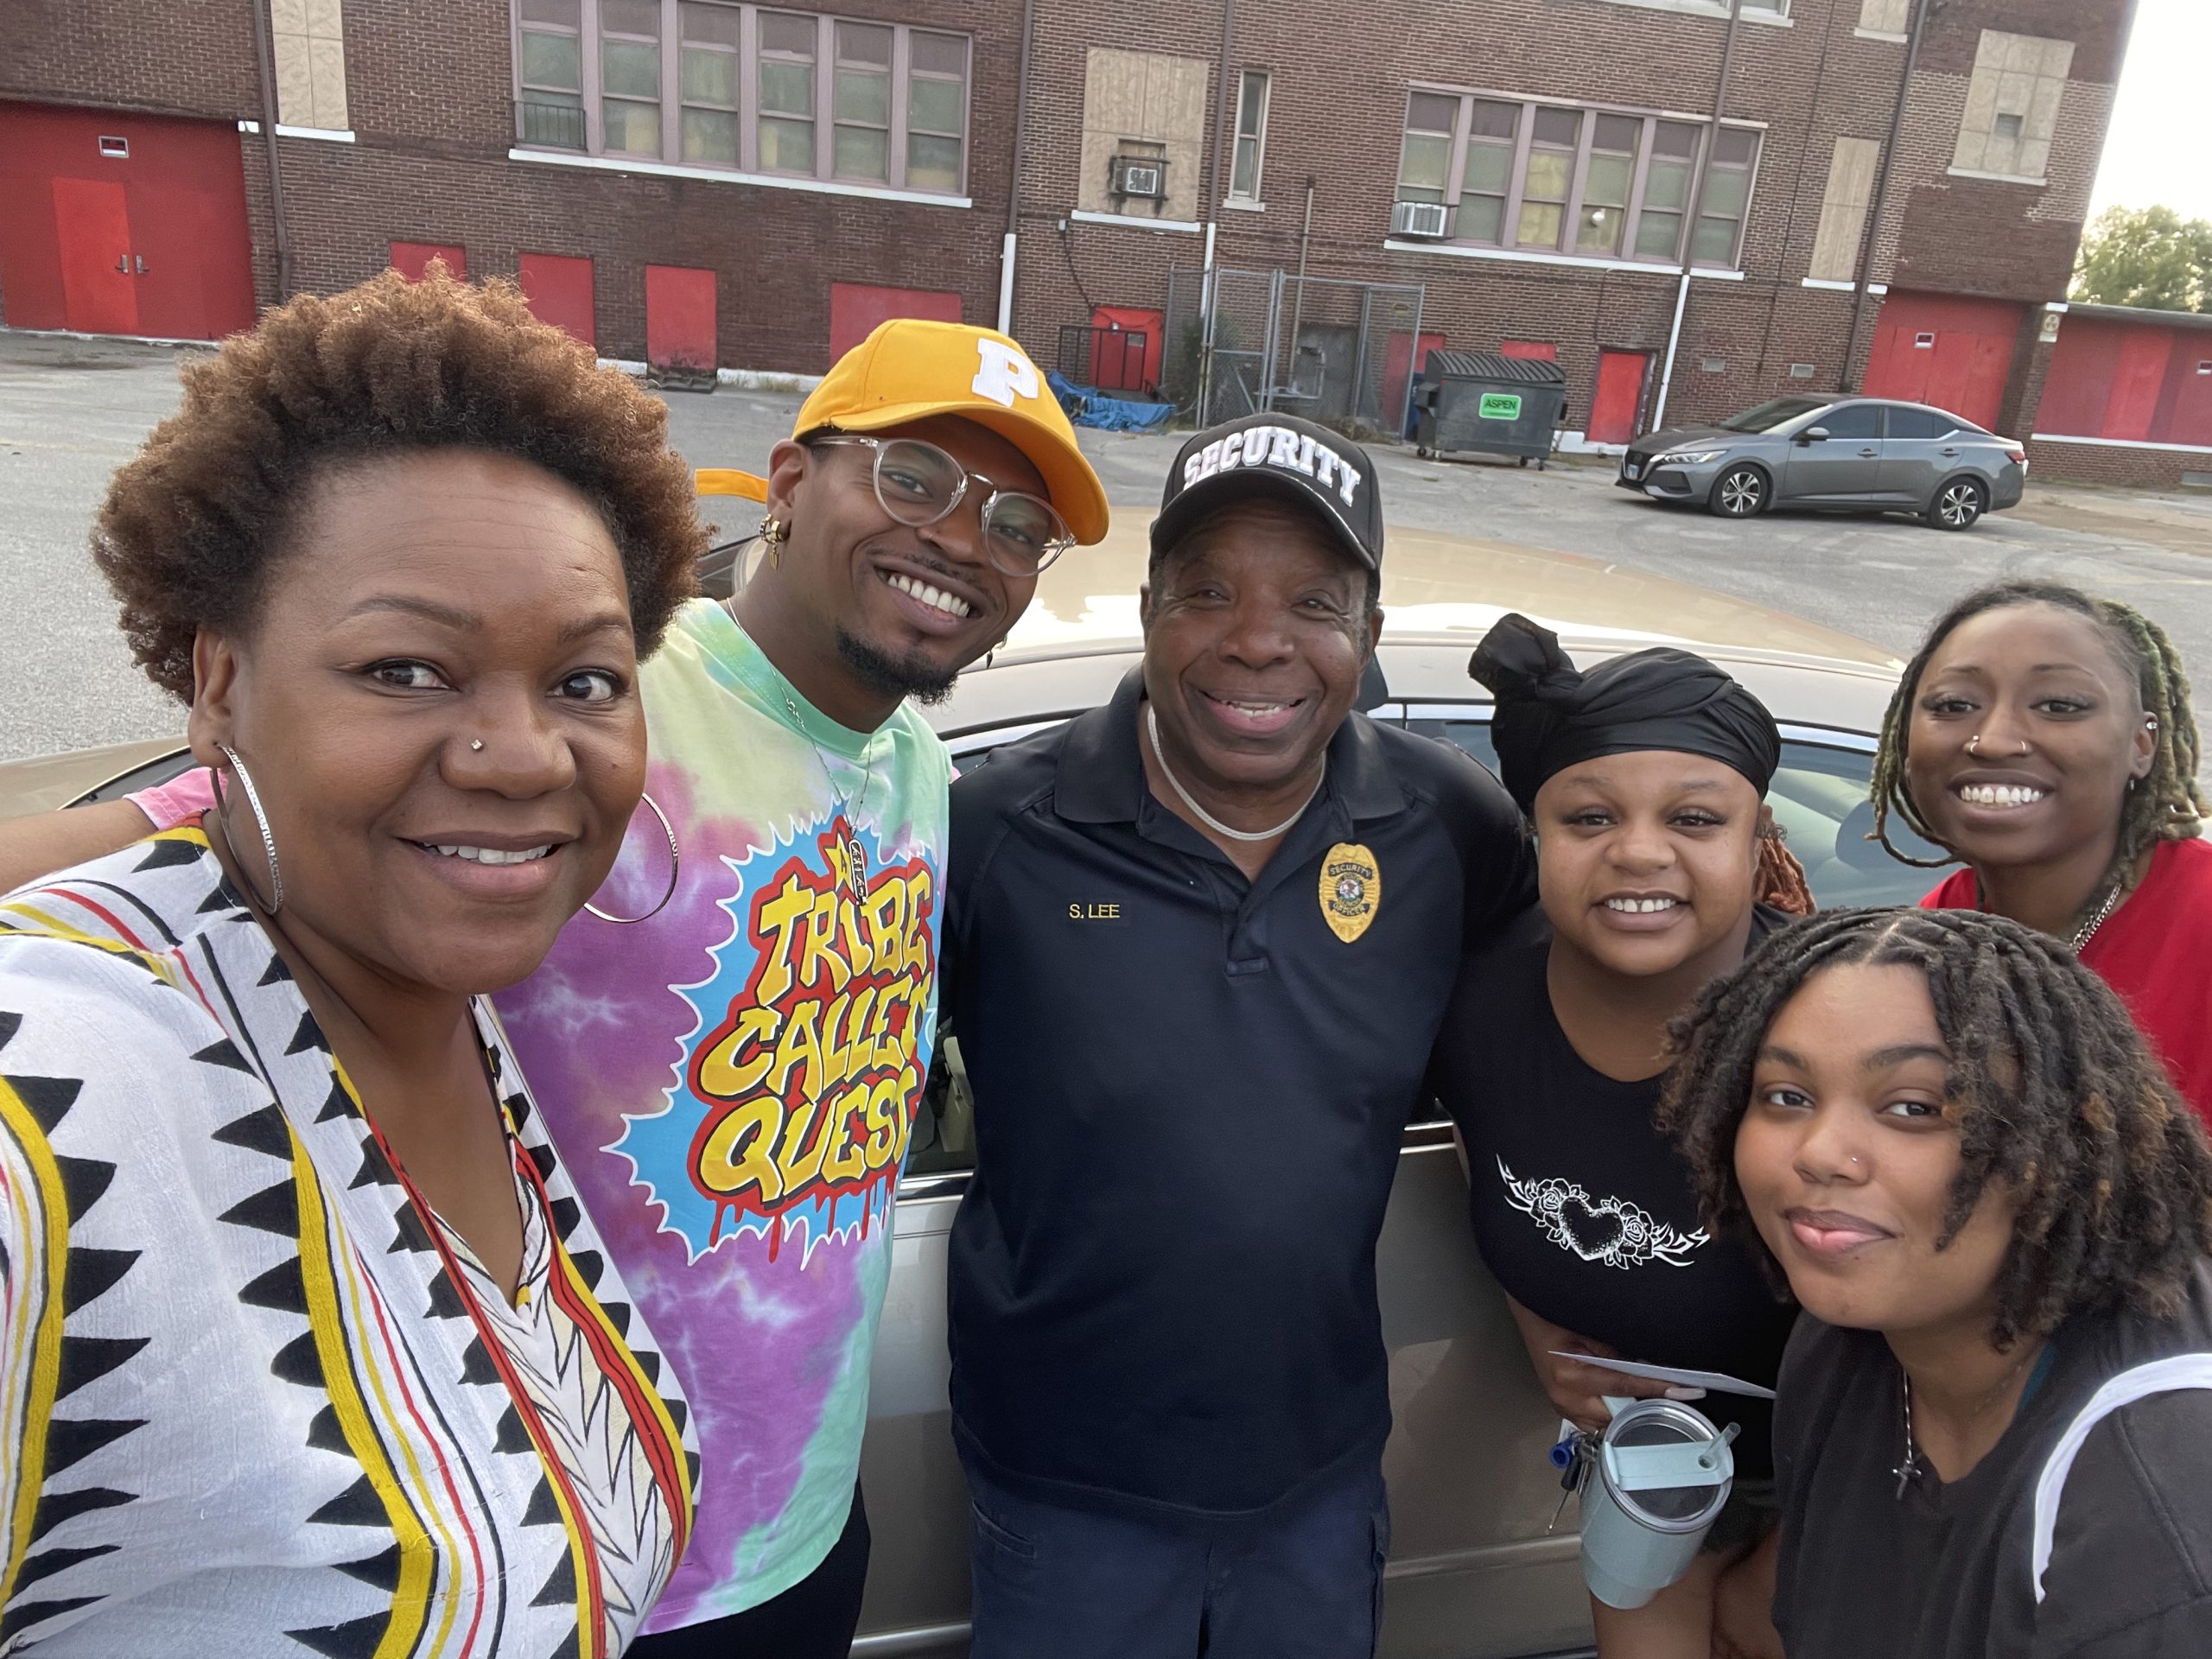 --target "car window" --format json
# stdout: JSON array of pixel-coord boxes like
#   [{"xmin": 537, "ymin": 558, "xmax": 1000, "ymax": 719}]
[
  {"xmin": 1720, "ymin": 397, "xmax": 1825, "ymax": 434},
  {"xmin": 1885, "ymin": 406, "xmax": 1957, "ymax": 440},
  {"xmin": 1406, "ymin": 714, "xmax": 1944, "ymax": 908},
  {"xmin": 1815, "ymin": 404, "xmax": 1883, "ymax": 441}
]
